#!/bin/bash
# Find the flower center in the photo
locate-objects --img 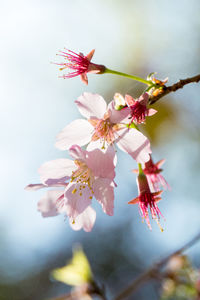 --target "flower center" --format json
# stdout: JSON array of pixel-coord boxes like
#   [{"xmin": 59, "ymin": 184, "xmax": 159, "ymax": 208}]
[
  {"xmin": 70, "ymin": 160, "xmax": 94, "ymax": 199},
  {"xmin": 130, "ymin": 102, "xmax": 146, "ymax": 124}
]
